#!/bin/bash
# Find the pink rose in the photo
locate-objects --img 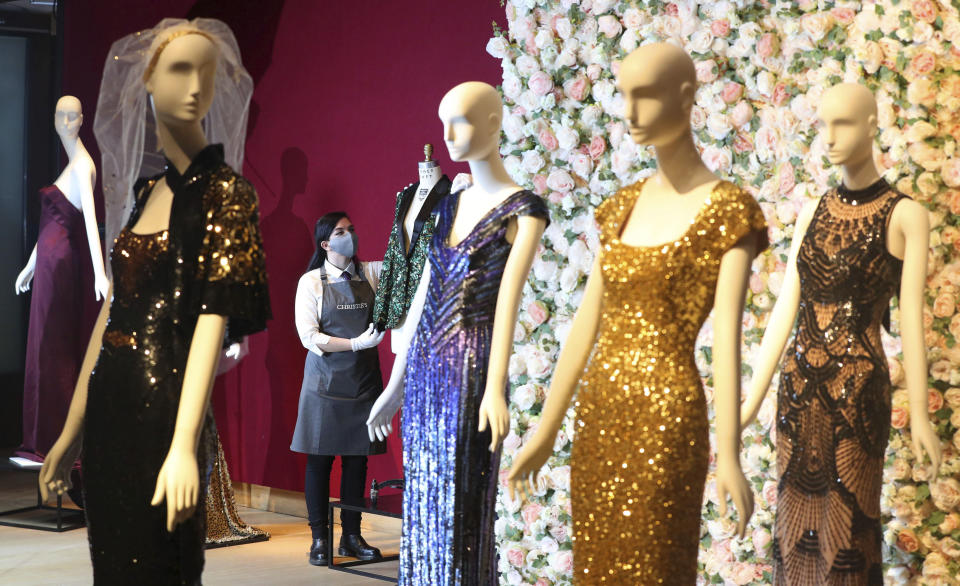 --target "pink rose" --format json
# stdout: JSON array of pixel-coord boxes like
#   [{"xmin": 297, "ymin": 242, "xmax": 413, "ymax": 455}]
[
  {"xmin": 749, "ymin": 272, "xmax": 764, "ymax": 294},
  {"xmin": 940, "ymin": 513, "xmax": 960, "ymax": 534},
  {"xmin": 942, "ymin": 159, "xmax": 960, "ymax": 188},
  {"xmin": 772, "ymin": 83, "xmax": 790, "ymax": 106},
  {"xmin": 564, "ymin": 75, "xmax": 590, "ymax": 102},
  {"xmin": 911, "ymin": 0, "xmax": 938, "ymax": 23},
  {"xmin": 532, "ymin": 174, "xmax": 548, "ymax": 195},
  {"xmin": 948, "ymin": 191, "xmax": 960, "ymax": 215},
  {"xmin": 733, "ymin": 131, "xmax": 754, "ymax": 154},
  {"xmin": 526, "ymin": 301, "xmax": 549, "ymax": 326},
  {"xmin": 535, "ymin": 580, "xmax": 550, "ymax": 586},
  {"xmin": 730, "ymin": 101, "xmax": 754, "ymax": 127},
  {"xmin": 588, "ymin": 135, "xmax": 606, "ymax": 159},
  {"xmin": 521, "ymin": 502, "xmax": 544, "ymax": 525},
  {"xmin": 929, "ymin": 389, "xmax": 944, "ymax": 412},
  {"xmin": 831, "ymin": 7, "xmax": 856, "ymax": 24},
  {"xmin": 752, "ymin": 528, "xmax": 772, "ymax": 551},
  {"xmin": 523, "ymin": 33, "xmax": 538, "ymax": 56},
  {"xmin": 538, "ymin": 128, "xmax": 559, "ymax": 152},
  {"xmin": 897, "ymin": 529, "xmax": 920, "ymax": 553},
  {"xmin": 546, "ymin": 169, "xmax": 575, "ymax": 192},
  {"xmin": 597, "ymin": 14, "xmax": 622, "ymax": 38},
  {"xmin": 729, "ymin": 562, "xmax": 760, "ymax": 585},
  {"xmin": 529, "ymin": 71, "xmax": 554, "ymax": 96},
  {"xmin": 506, "ymin": 547, "xmax": 525, "ymax": 567},
  {"xmin": 909, "ymin": 51, "xmax": 937, "ymax": 78},
  {"xmin": 762, "ymin": 481, "xmax": 778, "ymax": 506},
  {"xmin": 778, "ymin": 161, "xmax": 796, "ymax": 195},
  {"xmin": 711, "ymin": 19, "xmax": 731, "ymax": 37},
  {"xmin": 552, "ymin": 550, "xmax": 574, "ymax": 573},
  {"xmin": 891, "ymin": 406, "xmax": 909, "ymax": 429},
  {"xmin": 586, "ymin": 63, "xmax": 602, "ymax": 81},
  {"xmin": 721, "ymin": 81, "xmax": 744, "ymax": 104},
  {"xmin": 695, "ymin": 60, "xmax": 718, "ymax": 83},
  {"xmin": 757, "ymin": 33, "xmax": 780, "ymax": 58},
  {"xmin": 933, "ymin": 292, "xmax": 957, "ymax": 318},
  {"xmin": 664, "ymin": 3, "xmax": 679, "ymax": 17},
  {"xmin": 549, "ymin": 523, "xmax": 568, "ymax": 542}
]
